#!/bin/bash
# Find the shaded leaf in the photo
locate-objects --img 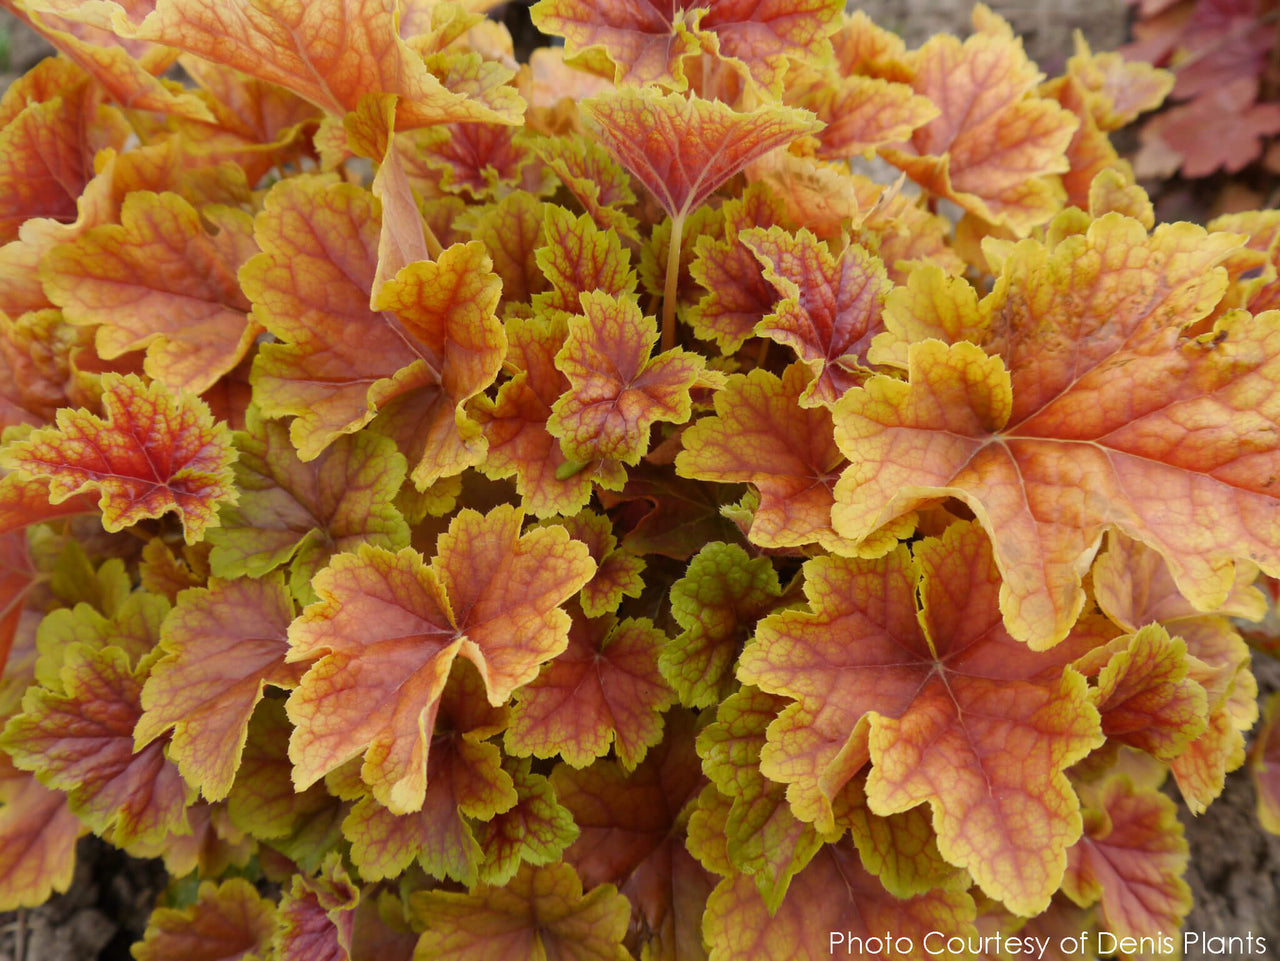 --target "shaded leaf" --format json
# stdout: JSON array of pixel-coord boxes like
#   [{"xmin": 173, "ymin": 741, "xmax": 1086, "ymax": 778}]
[
  {"xmin": 135, "ymin": 574, "xmax": 302, "ymax": 801},
  {"xmin": 133, "ymin": 877, "xmax": 275, "ymax": 961}
]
